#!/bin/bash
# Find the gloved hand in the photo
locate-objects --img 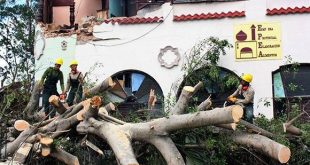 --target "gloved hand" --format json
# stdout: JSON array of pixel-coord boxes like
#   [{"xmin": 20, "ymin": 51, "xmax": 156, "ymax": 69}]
[
  {"xmin": 227, "ymin": 96, "xmax": 237, "ymax": 103},
  {"xmin": 59, "ymin": 92, "xmax": 67, "ymax": 101}
]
